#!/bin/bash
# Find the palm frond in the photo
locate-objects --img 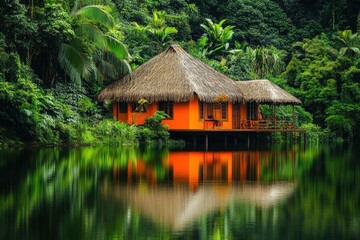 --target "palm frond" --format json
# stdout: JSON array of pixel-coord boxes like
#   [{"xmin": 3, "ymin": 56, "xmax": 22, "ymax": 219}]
[
  {"xmin": 103, "ymin": 51, "xmax": 132, "ymax": 77},
  {"xmin": 75, "ymin": 5, "xmax": 114, "ymax": 28},
  {"xmin": 349, "ymin": 47, "xmax": 359, "ymax": 54},
  {"xmin": 164, "ymin": 27, "xmax": 178, "ymax": 36},
  {"xmin": 95, "ymin": 50, "xmax": 131, "ymax": 79},
  {"xmin": 105, "ymin": 35, "xmax": 131, "ymax": 60},
  {"xmin": 58, "ymin": 40, "xmax": 92, "ymax": 84},
  {"xmin": 75, "ymin": 22, "xmax": 106, "ymax": 49},
  {"xmin": 97, "ymin": 60, "xmax": 118, "ymax": 79}
]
